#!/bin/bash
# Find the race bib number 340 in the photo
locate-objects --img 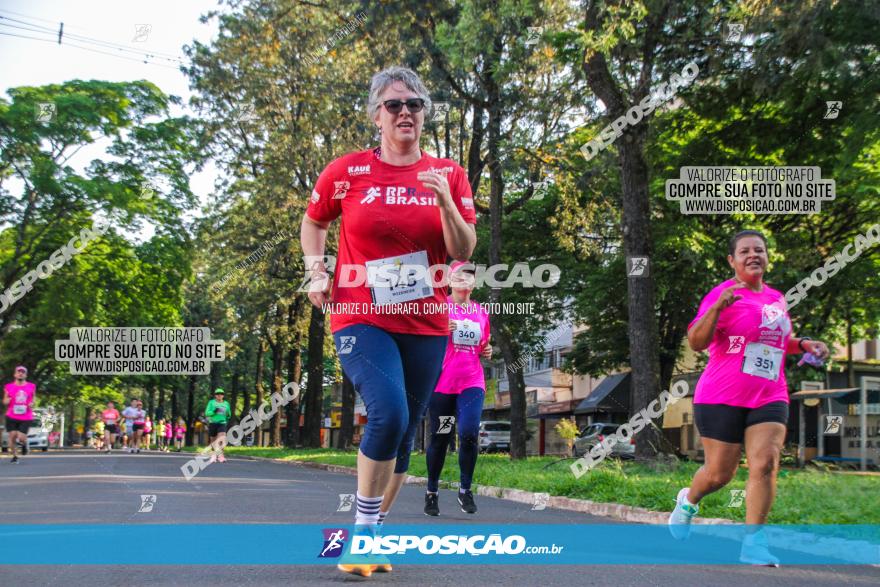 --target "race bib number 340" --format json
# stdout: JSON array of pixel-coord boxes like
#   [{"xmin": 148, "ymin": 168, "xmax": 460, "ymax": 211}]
[
  {"xmin": 741, "ymin": 343, "xmax": 783, "ymax": 381},
  {"xmin": 453, "ymin": 319, "xmax": 482, "ymax": 347}
]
